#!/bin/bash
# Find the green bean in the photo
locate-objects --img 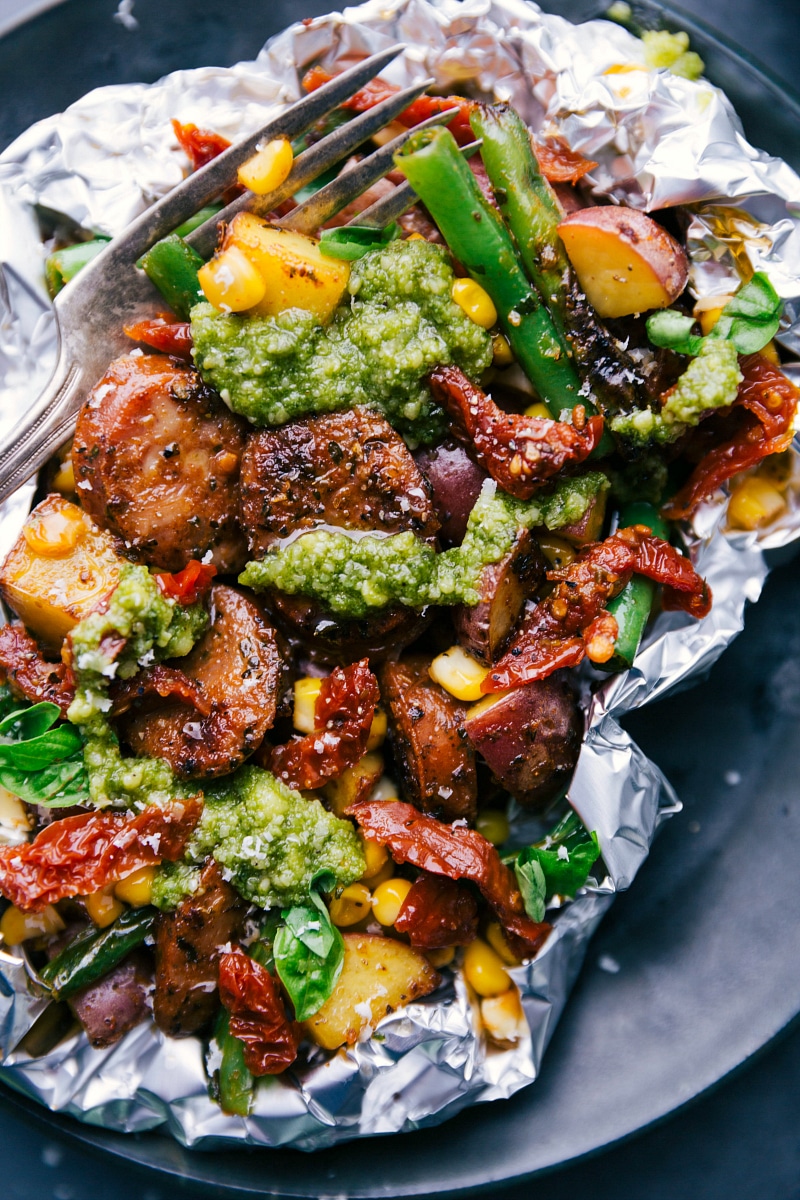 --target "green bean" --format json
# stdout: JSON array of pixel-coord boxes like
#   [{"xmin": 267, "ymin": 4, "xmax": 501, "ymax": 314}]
[
  {"xmin": 395, "ymin": 126, "xmax": 582, "ymax": 416},
  {"xmin": 39, "ymin": 906, "xmax": 155, "ymax": 999},
  {"xmin": 212, "ymin": 1008, "xmax": 255, "ymax": 1117},
  {"xmin": 45, "ymin": 238, "xmax": 110, "ymax": 298},
  {"xmin": 172, "ymin": 204, "xmax": 222, "ymax": 239},
  {"xmin": 602, "ymin": 501, "xmax": 671, "ymax": 671},
  {"xmin": 140, "ymin": 234, "xmax": 205, "ymax": 320}
]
